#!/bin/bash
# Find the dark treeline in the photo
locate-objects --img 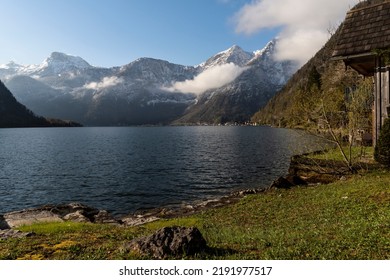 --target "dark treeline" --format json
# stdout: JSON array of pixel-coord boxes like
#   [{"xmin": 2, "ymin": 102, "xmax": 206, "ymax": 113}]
[{"xmin": 0, "ymin": 80, "xmax": 81, "ymax": 128}]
